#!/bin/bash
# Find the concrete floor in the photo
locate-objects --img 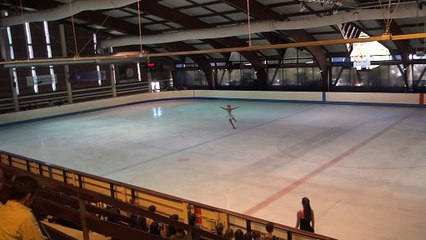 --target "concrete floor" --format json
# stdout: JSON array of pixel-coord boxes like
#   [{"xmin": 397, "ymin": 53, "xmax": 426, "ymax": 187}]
[{"xmin": 0, "ymin": 99, "xmax": 425, "ymax": 240}]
